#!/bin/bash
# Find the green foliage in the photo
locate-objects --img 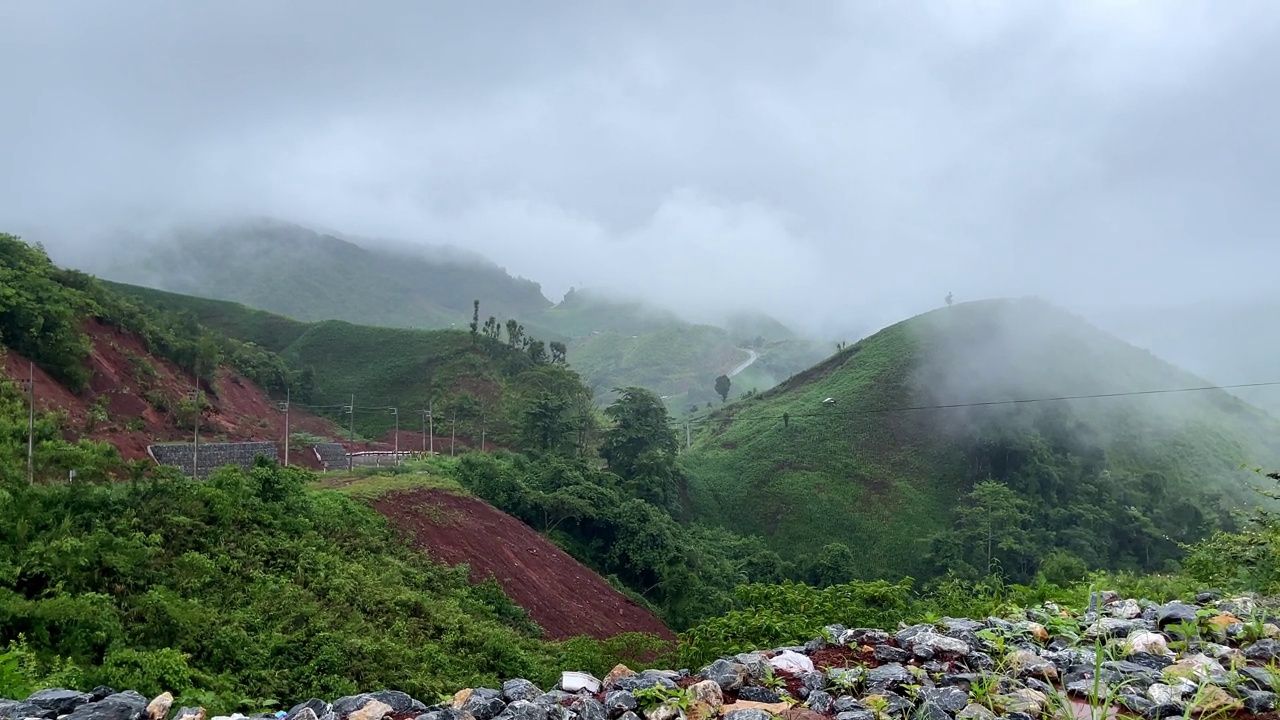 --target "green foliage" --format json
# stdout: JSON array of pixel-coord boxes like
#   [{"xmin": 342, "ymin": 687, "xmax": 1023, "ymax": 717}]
[
  {"xmin": 714, "ymin": 374, "xmax": 730, "ymax": 403},
  {"xmin": 0, "ymin": 235, "xmax": 93, "ymax": 389},
  {"xmin": 682, "ymin": 297, "xmax": 1280, "ymax": 582},
  {"xmin": 0, "ymin": 459, "xmax": 658, "ymax": 711},
  {"xmin": 602, "ymin": 387, "xmax": 682, "ymax": 510}
]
